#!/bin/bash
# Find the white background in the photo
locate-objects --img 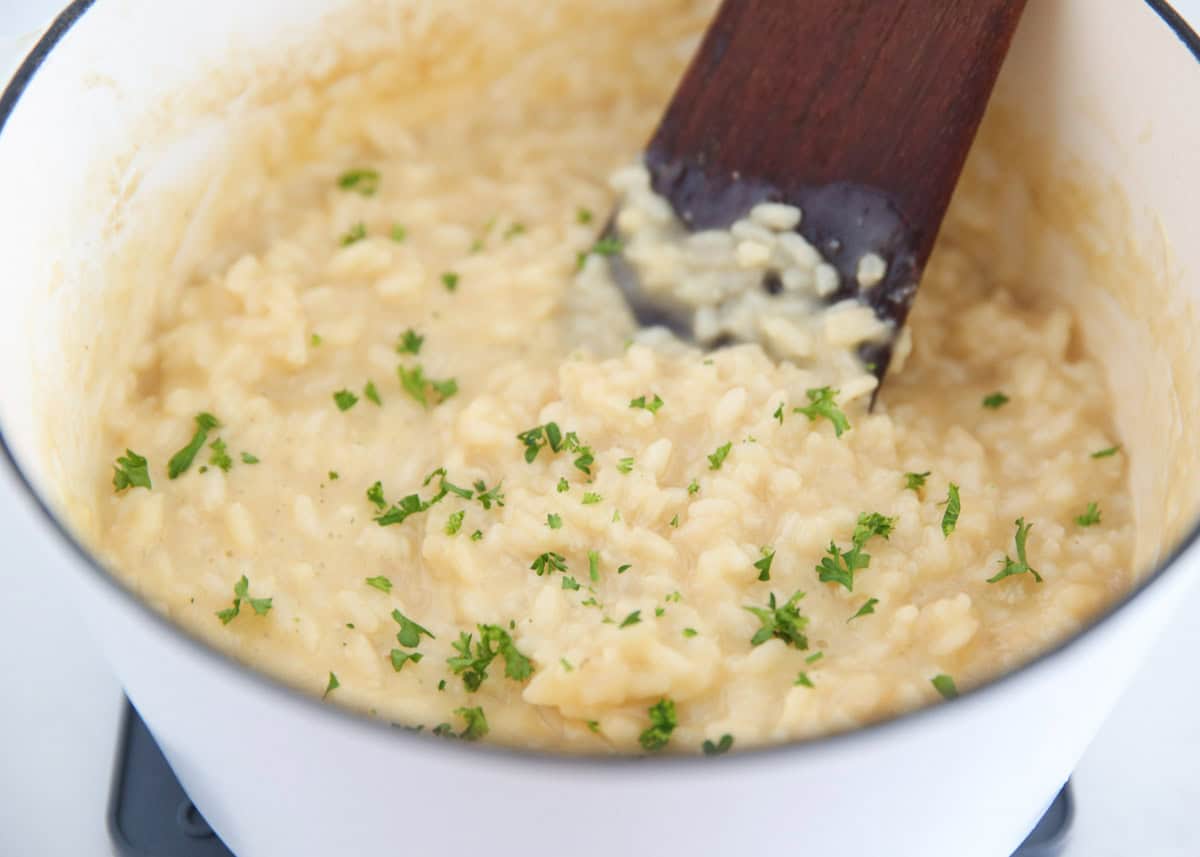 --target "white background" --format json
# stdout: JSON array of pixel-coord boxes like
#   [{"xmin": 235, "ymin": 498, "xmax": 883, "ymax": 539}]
[{"xmin": 1, "ymin": 2, "xmax": 1199, "ymax": 855}]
